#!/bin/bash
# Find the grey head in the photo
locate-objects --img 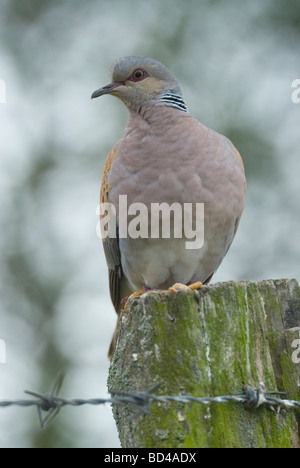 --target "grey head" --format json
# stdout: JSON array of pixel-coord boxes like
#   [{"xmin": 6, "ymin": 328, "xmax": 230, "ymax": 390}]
[{"xmin": 91, "ymin": 56, "xmax": 188, "ymax": 113}]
